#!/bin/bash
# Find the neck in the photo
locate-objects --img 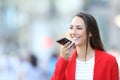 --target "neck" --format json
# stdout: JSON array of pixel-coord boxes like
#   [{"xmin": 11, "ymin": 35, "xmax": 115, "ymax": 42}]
[{"xmin": 76, "ymin": 43, "xmax": 95, "ymax": 61}]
